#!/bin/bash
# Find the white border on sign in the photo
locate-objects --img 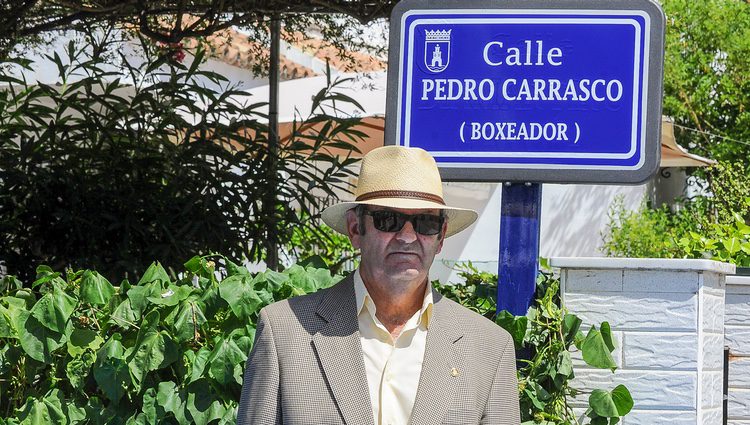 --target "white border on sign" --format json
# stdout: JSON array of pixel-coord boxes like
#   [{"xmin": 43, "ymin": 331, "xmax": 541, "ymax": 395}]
[{"xmin": 397, "ymin": 10, "xmax": 651, "ymax": 170}]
